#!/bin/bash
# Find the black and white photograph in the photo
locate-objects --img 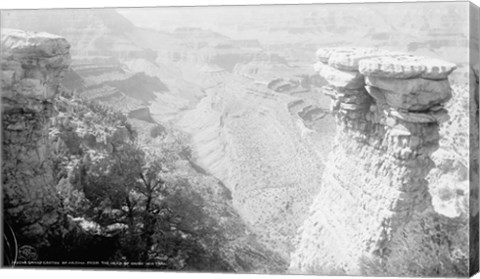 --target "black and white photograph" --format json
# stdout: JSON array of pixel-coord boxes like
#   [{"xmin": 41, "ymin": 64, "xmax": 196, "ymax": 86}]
[{"xmin": 1, "ymin": 0, "xmax": 479, "ymax": 277}]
